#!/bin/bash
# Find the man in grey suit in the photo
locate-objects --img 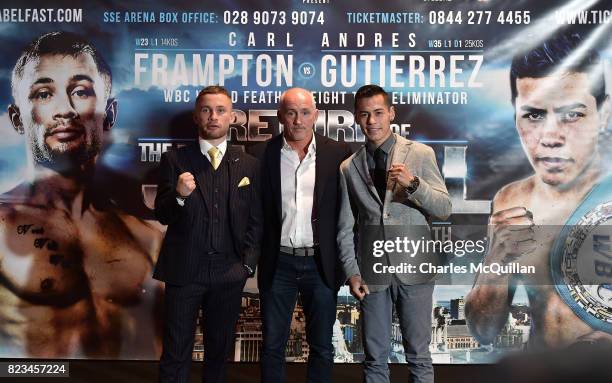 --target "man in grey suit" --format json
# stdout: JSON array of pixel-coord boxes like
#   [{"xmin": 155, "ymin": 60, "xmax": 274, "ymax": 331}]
[{"xmin": 337, "ymin": 85, "xmax": 451, "ymax": 383}]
